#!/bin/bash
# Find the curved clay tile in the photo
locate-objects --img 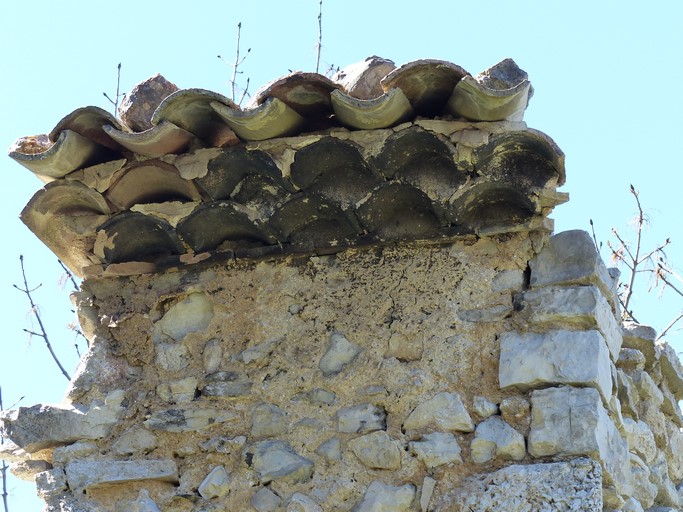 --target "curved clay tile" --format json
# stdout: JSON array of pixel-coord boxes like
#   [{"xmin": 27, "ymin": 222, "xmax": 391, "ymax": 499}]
[
  {"xmin": 94, "ymin": 212, "xmax": 183, "ymax": 264},
  {"xmin": 151, "ymin": 89, "xmax": 239, "ymax": 147},
  {"xmin": 49, "ymin": 106, "xmax": 124, "ymax": 151},
  {"xmin": 247, "ymin": 72, "xmax": 341, "ymax": 118},
  {"xmin": 332, "ymin": 56, "xmax": 396, "ymax": 100},
  {"xmin": 290, "ymin": 138, "xmax": 380, "ymax": 207},
  {"xmin": 357, "ymin": 183, "xmax": 442, "ymax": 240},
  {"xmin": 102, "ymin": 121, "xmax": 195, "ymax": 157},
  {"xmin": 199, "ymin": 146, "xmax": 291, "ymax": 202},
  {"xmin": 105, "ymin": 161, "xmax": 202, "ymax": 211},
  {"xmin": 210, "ymin": 98, "xmax": 305, "ymax": 141},
  {"xmin": 268, "ymin": 194, "xmax": 360, "ymax": 248},
  {"xmin": 9, "ymin": 130, "xmax": 113, "ymax": 180},
  {"xmin": 331, "ymin": 88, "xmax": 414, "ymax": 130},
  {"xmin": 380, "ymin": 60, "xmax": 468, "ymax": 116},
  {"xmin": 448, "ymin": 59, "xmax": 532, "ymax": 121},
  {"xmin": 21, "ymin": 181, "xmax": 111, "ymax": 277},
  {"xmin": 474, "ymin": 129, "xmax": 566, "ymax": 188},
  {"xmin": 176, "ymin": 201, "xmax": 276, "ymax": 252},
  {"xmin": 450, "ymin": 181, "xmax": 536, "ymax": 231}
]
